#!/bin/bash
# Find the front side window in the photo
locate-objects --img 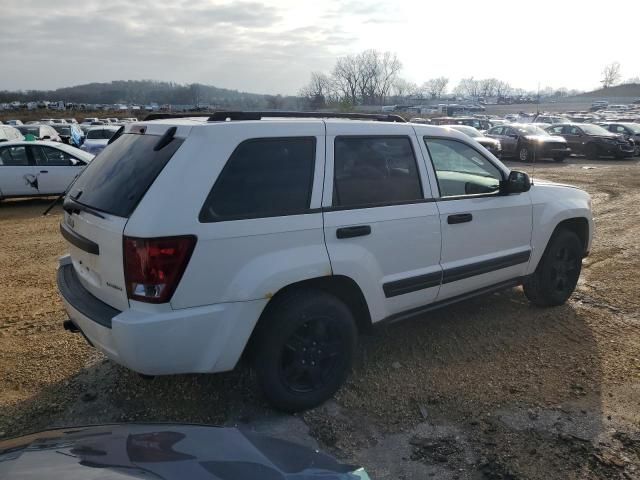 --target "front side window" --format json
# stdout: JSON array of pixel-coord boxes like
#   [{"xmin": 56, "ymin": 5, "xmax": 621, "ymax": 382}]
[
  {"xmin": 488, "ymin": 126, "xmax": 504, "ymax": 135},
  {"xmin": 333, "ymin": 136, "xmax": 422, "ymax": 208},
  {"xmin": 0, "ymin": 146, "xmax": 28, "ymax": 166},
  {"xmin": 200, "ymin": 137, "xmax": 316, "ymax": 222},
  {"xmin": 424, "ymin": 138, "xmax": 503, "ymax": 197},
  {"xmin": 32, "ymin": 146, "xmax": 75, "ymax": 166}
]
